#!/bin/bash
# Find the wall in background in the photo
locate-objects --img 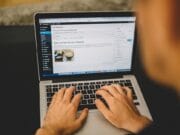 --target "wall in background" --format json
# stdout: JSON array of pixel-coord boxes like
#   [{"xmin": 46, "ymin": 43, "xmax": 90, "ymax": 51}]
[
  {"xmin": 0, "ymin": 0, "xmax": 133, "ymax": 25},
  {"xmin": 0, "ymin": 0, "xmax": 53, "ymax": 7}
]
